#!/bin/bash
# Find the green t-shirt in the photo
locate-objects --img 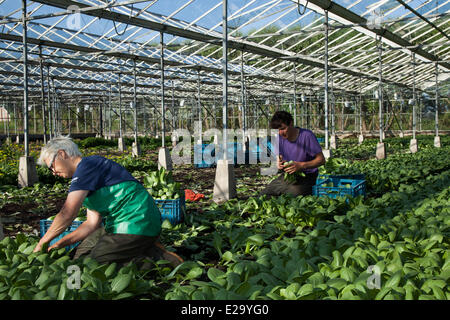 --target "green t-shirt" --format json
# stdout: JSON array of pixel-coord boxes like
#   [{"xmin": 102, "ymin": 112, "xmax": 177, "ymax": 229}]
[
  {"xmin": 69, "ymin": 156, "xmax": 161, "ymax": 237},
  {"xmin": 83, "ymin": 180, "xmax": 161, "ymax": 237}
]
